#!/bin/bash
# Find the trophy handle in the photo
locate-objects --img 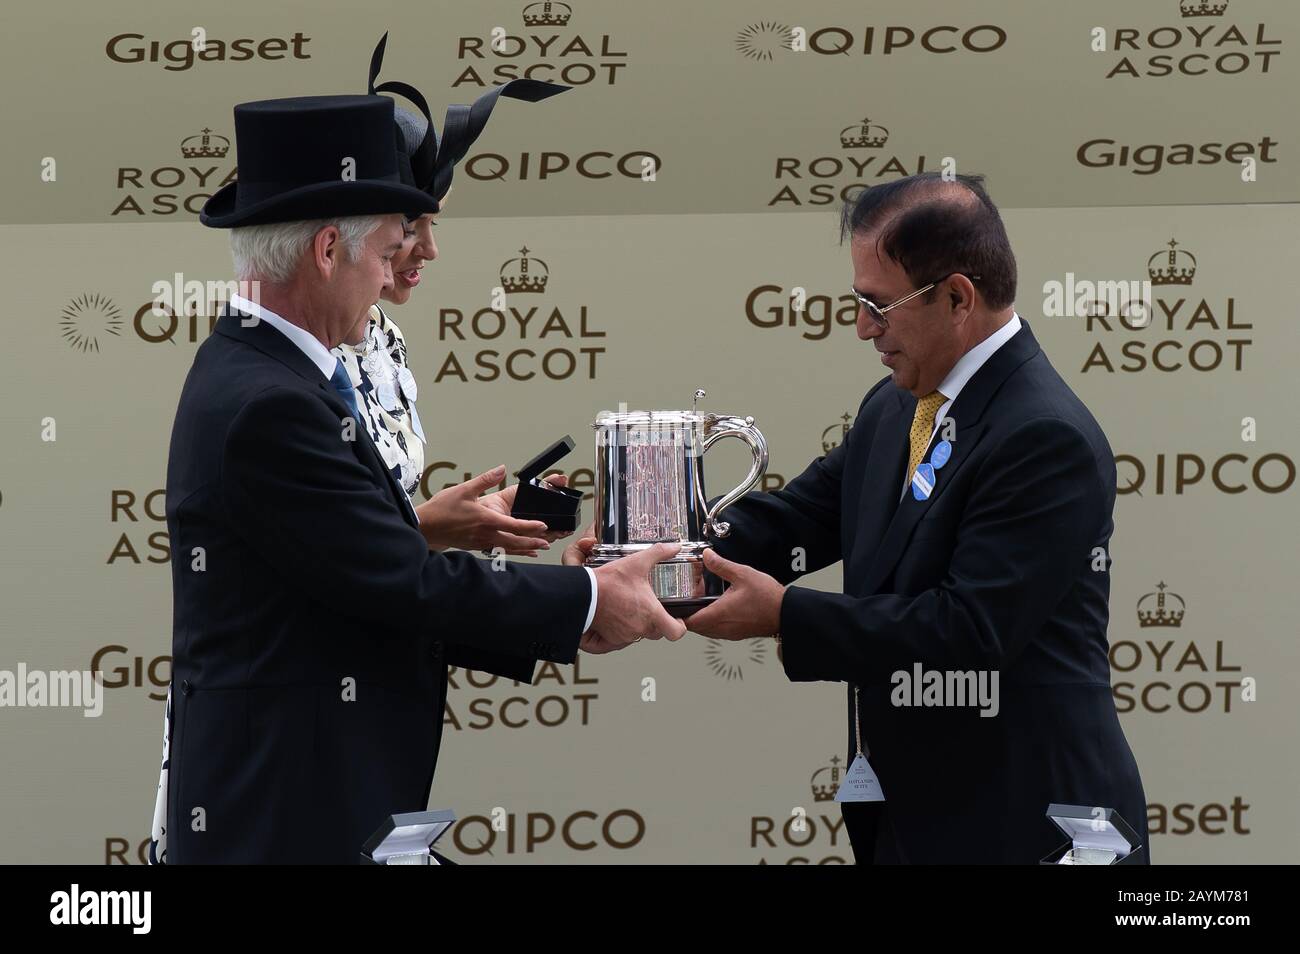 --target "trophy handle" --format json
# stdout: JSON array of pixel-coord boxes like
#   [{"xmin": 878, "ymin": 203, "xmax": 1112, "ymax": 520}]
[{"xmin": 699, "ymin": 415, "xmax": 769, "ymax": 539}]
